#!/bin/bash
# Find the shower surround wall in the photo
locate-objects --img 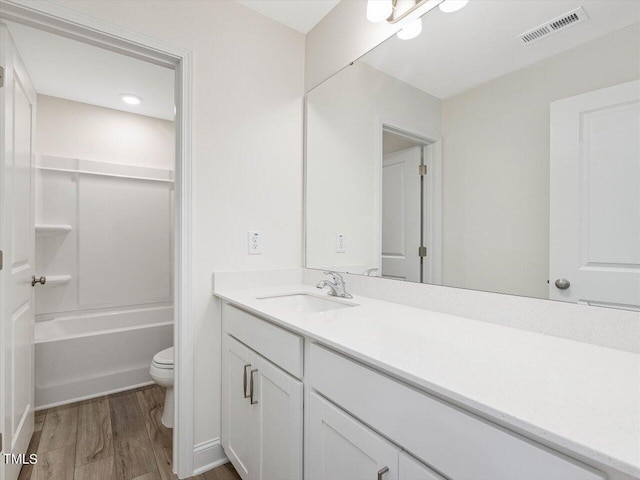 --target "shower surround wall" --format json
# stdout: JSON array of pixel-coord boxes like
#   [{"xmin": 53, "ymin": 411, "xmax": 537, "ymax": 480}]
[{"xmin": 34, "ymin": 95, "xmax": 175, "ymax": 408}]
